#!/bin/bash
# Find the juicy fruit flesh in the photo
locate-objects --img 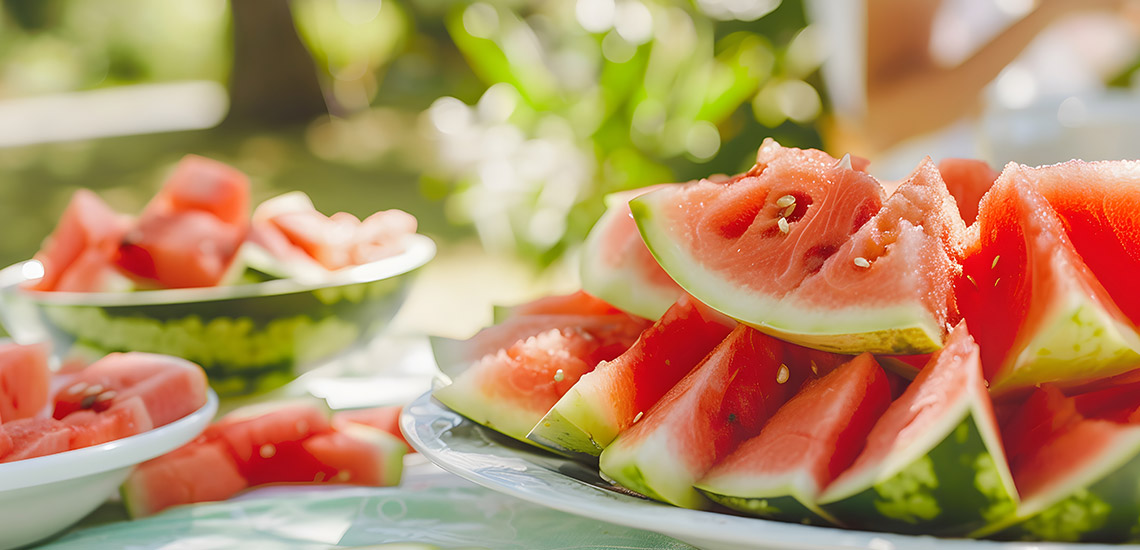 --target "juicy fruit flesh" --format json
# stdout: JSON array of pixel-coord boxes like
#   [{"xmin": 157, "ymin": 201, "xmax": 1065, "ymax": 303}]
[
  {"xmin": 598, "ymin": 325, "xmax": 826, "ymax": 509},
  {"xmin": 30, "ymin": 189, "xmax": 127, "ymax": 292},
  {"xmin": 698, "ymin": 353, "xmax": 891, "ymax": 504},
  {"xmin": 0, "ymin": 418, "xmax": 72, "ymax": 462},
  {"xmin": 937, "ymin": 158, "xmax": 998, "ymax": 226},
  {"xmin": 53, "ymin": 352, "xmax": 209, "ymax": 428},
  {"xmin": 123, "ymin": 440, "xmax": 249, "ymax": 518},
  {"xmin": 0, "ymin": 342, "xmax": 50, "ymax": 422},
  {"xmin": 528, "ymin": 295, "xmax": 735, "ymax": 455}
]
